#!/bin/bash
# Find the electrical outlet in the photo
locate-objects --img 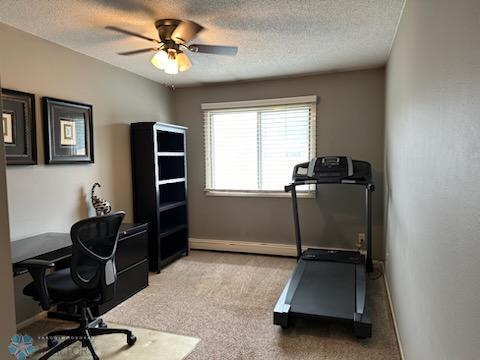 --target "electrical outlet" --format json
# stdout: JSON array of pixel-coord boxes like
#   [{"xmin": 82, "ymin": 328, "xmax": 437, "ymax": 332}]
[{"xmin": 357, "ymin": 233, "xmax": 365, "ymax": 247}]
